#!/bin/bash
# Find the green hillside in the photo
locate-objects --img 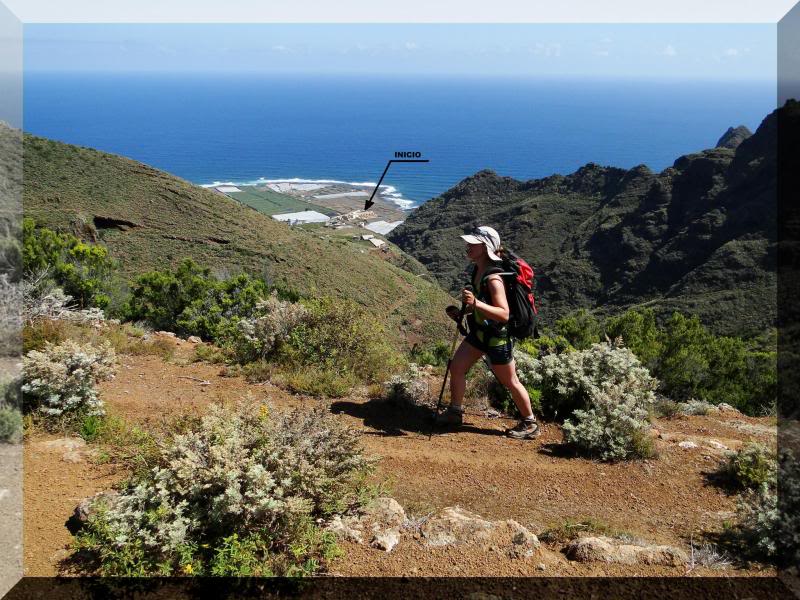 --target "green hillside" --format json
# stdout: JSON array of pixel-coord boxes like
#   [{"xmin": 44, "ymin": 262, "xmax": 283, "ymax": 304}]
[
  {"xmin": 20, "ymin": 132, "xmax": 453, "ymax": 346},
  {"xmin": 389, "ymin": 105, "xmax": 787, "ymax": 337}
]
